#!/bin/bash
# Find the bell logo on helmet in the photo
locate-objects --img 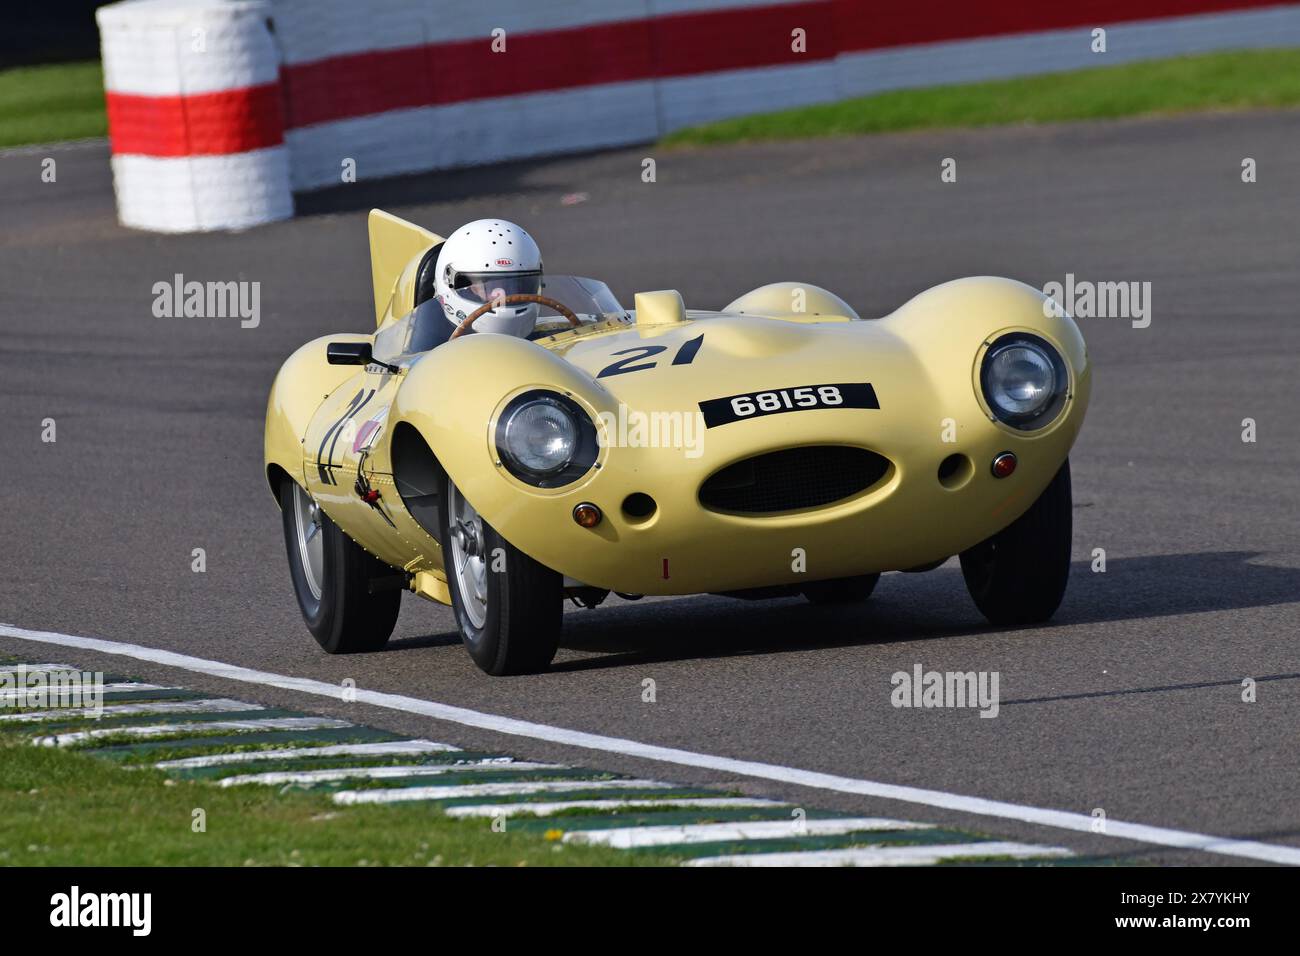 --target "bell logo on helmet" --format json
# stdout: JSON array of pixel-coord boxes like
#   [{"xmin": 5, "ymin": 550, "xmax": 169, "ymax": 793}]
[{"xmin": 496, "ymin": 258, "xmax": 514, "ymax": 267}]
